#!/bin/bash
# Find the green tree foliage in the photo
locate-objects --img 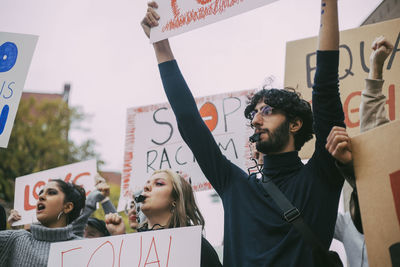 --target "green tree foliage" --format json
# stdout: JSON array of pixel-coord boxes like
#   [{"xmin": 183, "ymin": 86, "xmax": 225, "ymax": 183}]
[{"xmin": 0, "ymin": 97, "xmax": 102, "ymax": 201}]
